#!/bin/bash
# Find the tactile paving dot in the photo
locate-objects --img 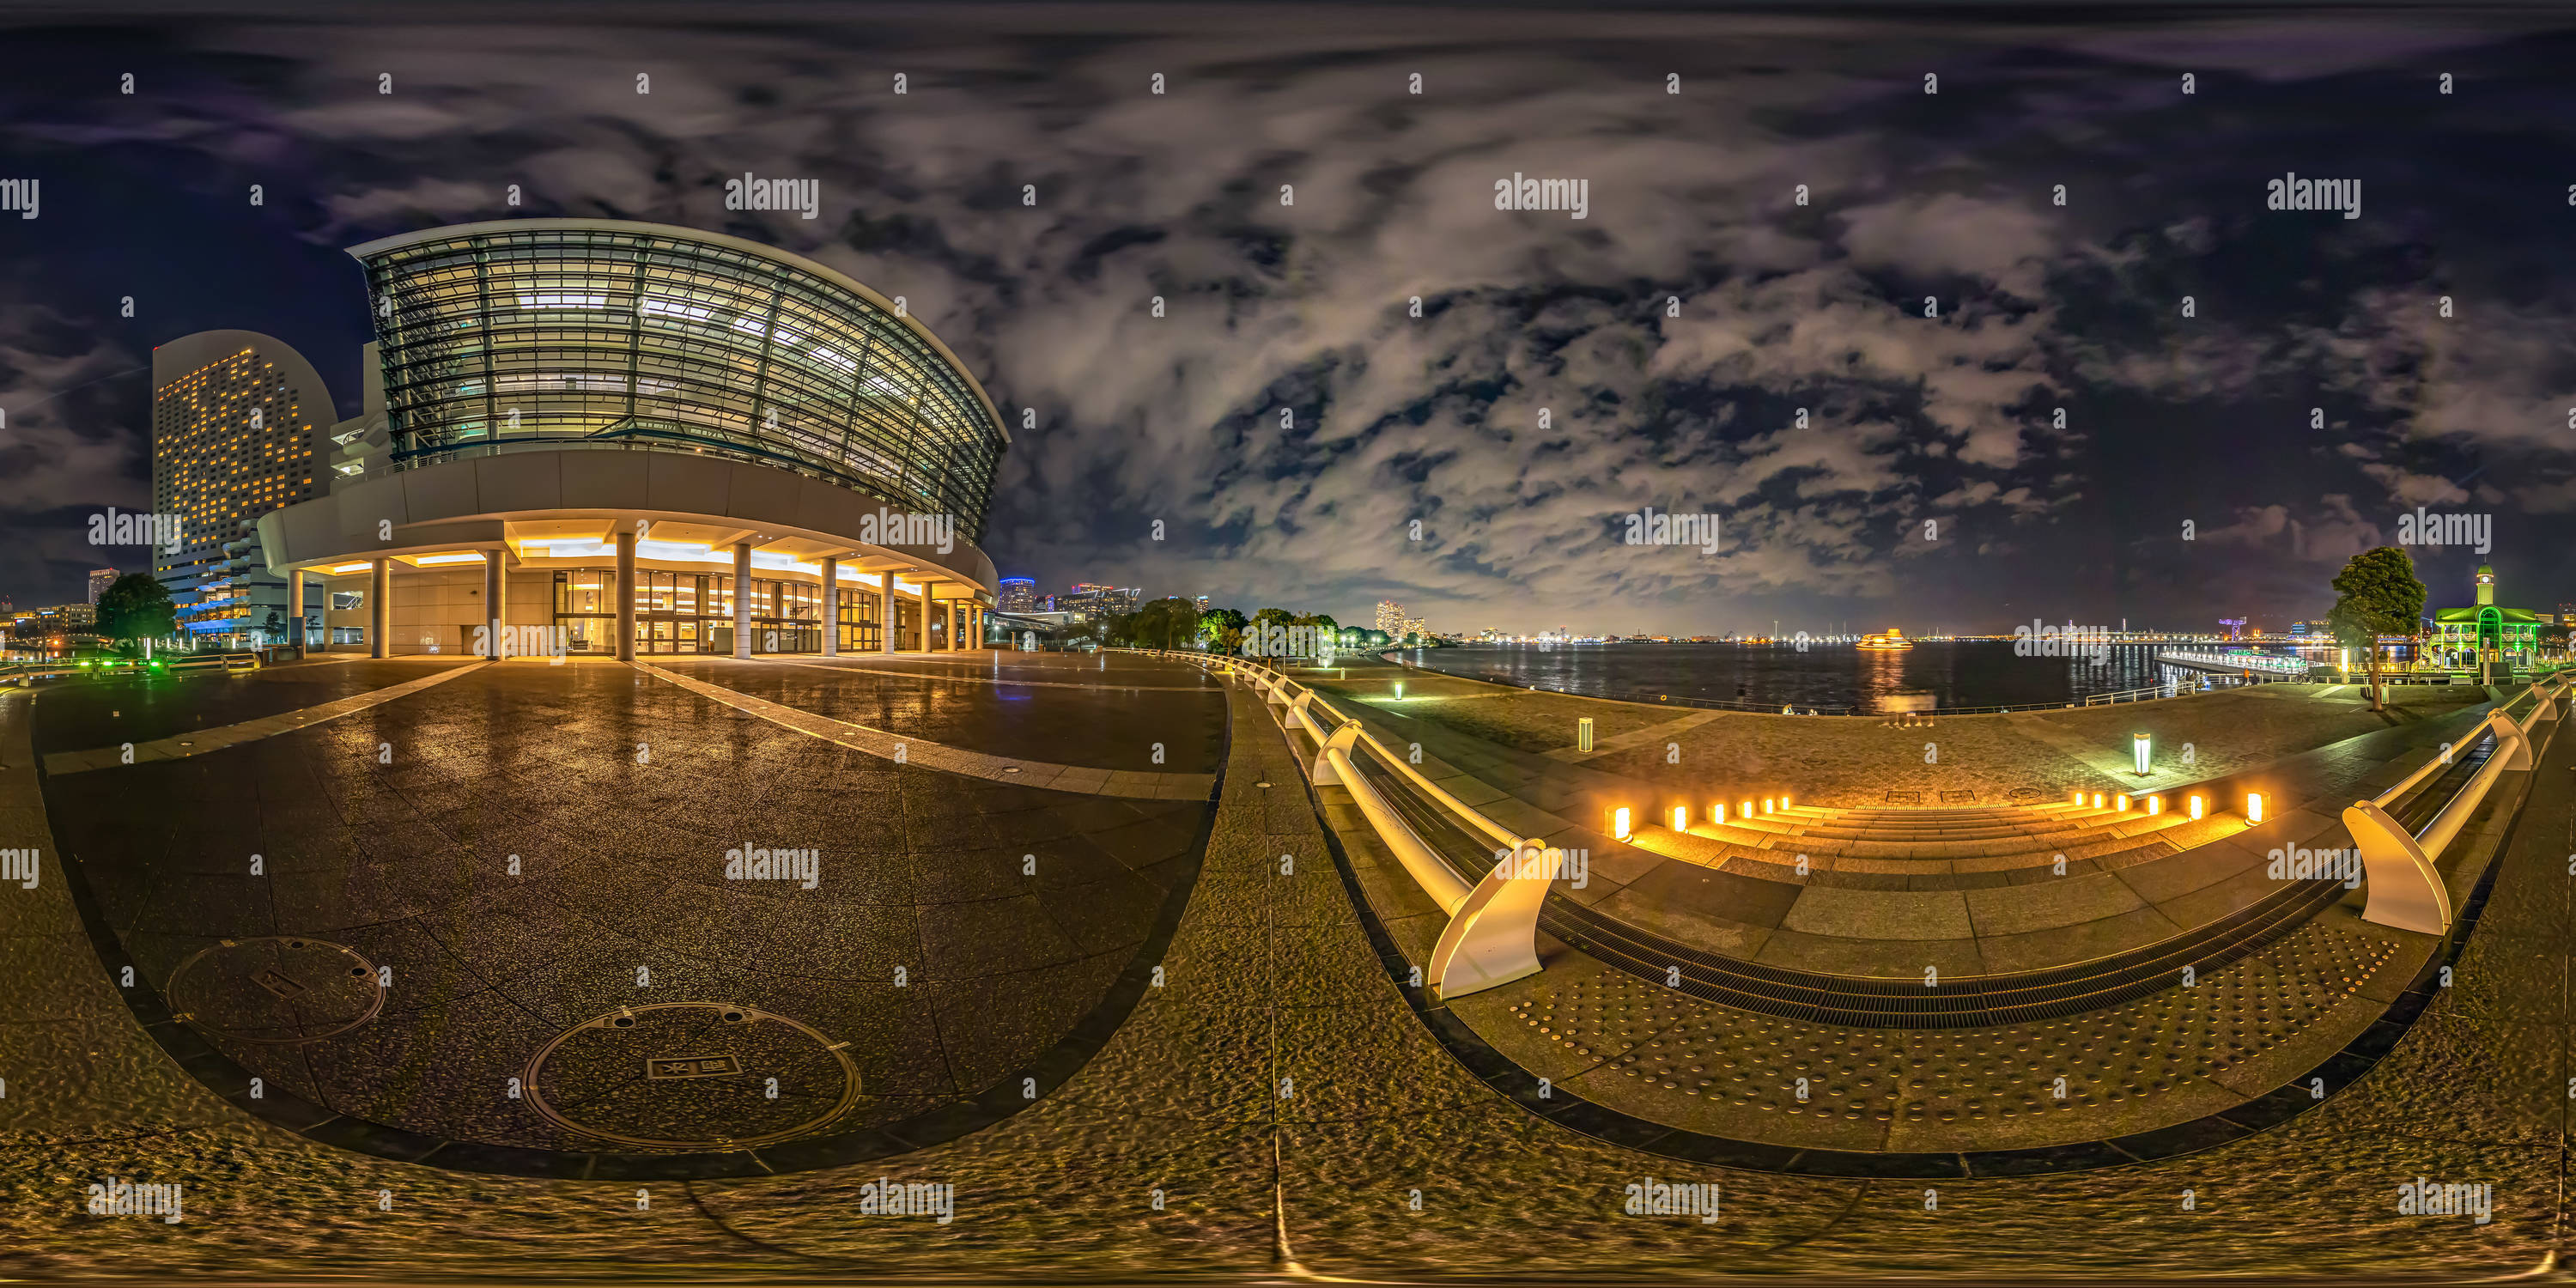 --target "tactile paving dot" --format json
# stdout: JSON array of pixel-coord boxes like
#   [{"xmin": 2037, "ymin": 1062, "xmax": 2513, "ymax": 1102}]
[{"xmin": 1504, "ymin": 926, "xmax": 2397, "ymax": 1126}]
